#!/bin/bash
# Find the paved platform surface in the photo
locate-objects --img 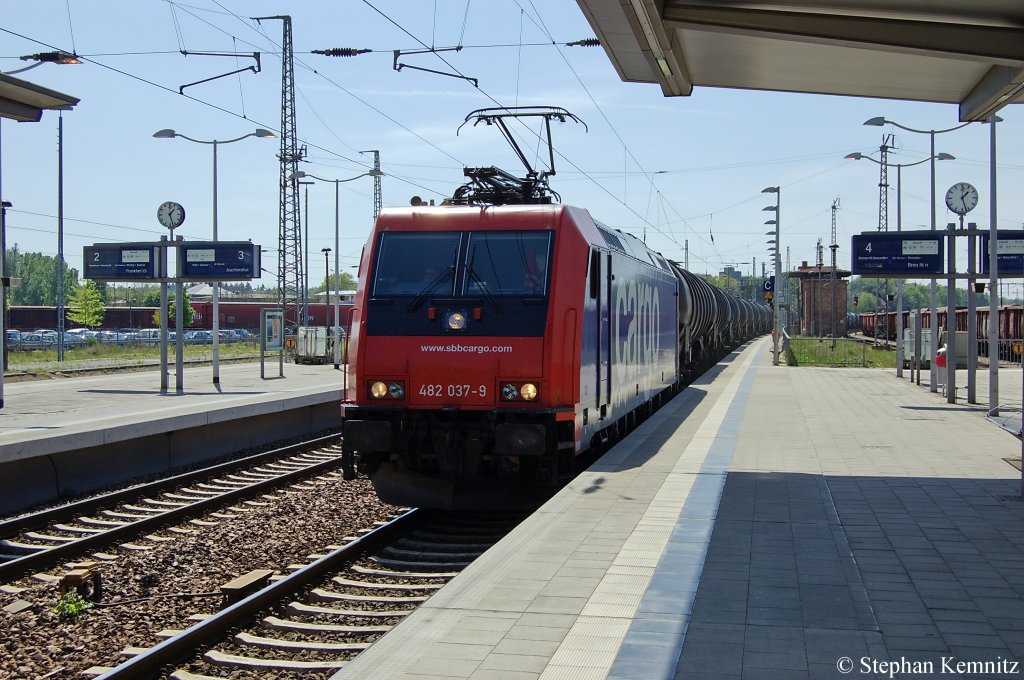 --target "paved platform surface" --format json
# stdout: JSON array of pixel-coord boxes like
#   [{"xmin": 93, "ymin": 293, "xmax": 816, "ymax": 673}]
[
  {"xmin": 336, "ymin": 337, "xmax": 1024, "ymax": 680},
  {"xmin": 0, "ymin": 361, "xmax": 343, "ymax": 464}
]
